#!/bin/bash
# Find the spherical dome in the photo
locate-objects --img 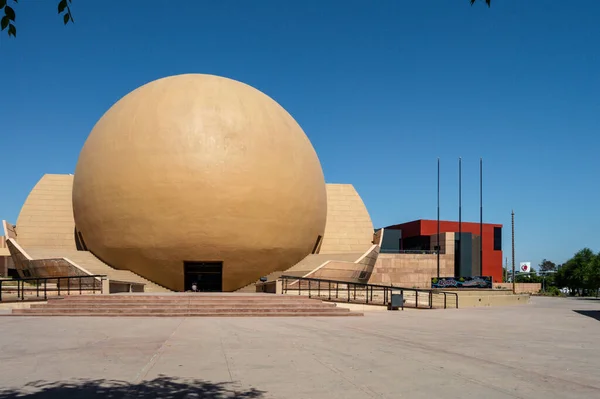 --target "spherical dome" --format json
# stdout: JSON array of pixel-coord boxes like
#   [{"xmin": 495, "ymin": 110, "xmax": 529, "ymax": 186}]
[{"xmin": 72, "ymin": 74, "xmax": 327, "ymax": 291}]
